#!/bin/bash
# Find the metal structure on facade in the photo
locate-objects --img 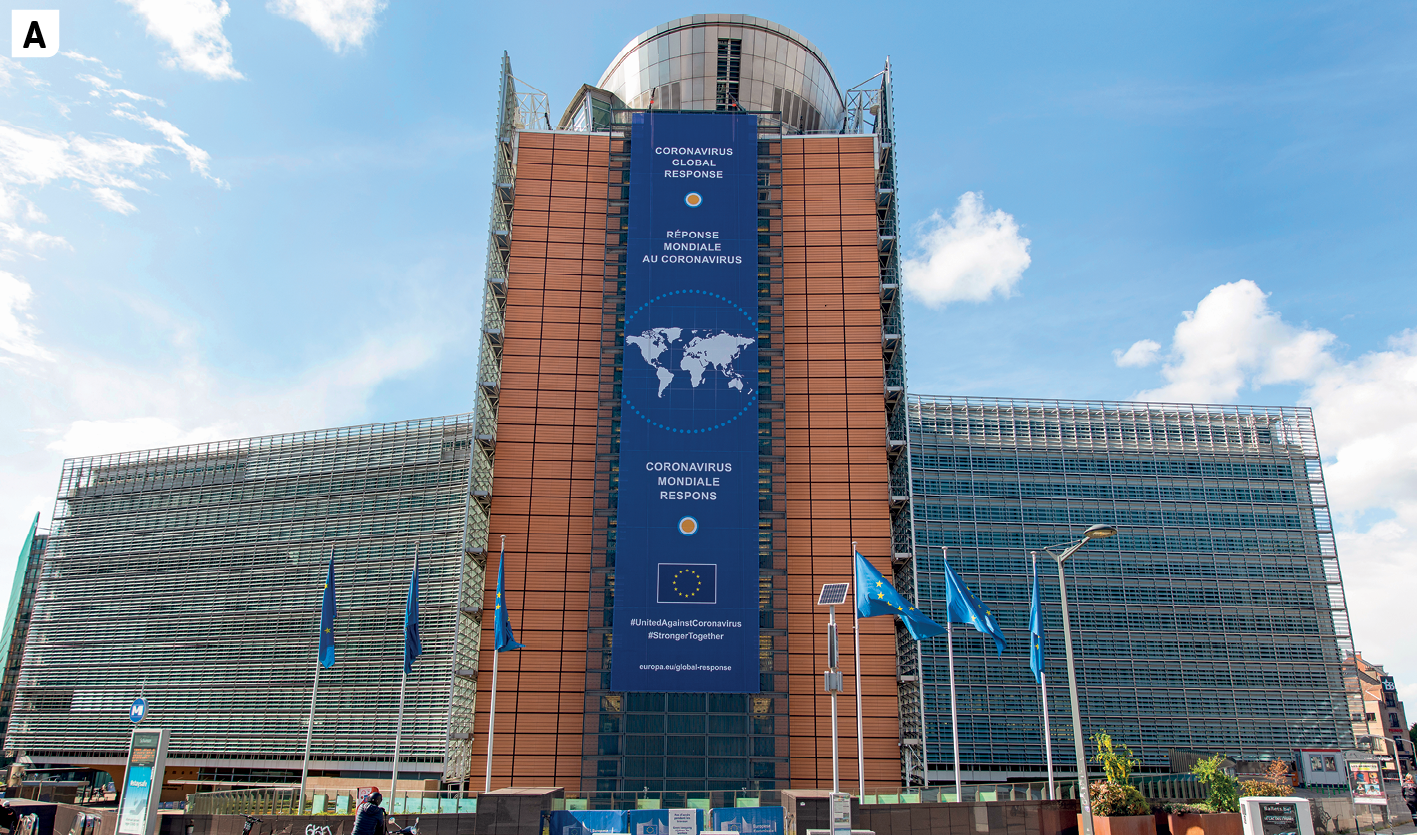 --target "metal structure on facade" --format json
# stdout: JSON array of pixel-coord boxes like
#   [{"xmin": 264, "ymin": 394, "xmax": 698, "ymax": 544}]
[
  {"xmin": 906, "ymin": 395, "xmax": 1359, "ymax": 780},
  {"xmin": 8, "ymin": 415, "xmax": 479, "ymax": 775}
]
